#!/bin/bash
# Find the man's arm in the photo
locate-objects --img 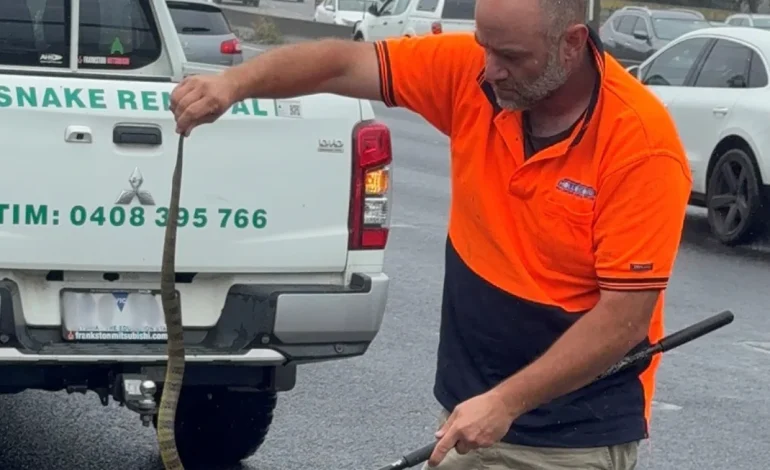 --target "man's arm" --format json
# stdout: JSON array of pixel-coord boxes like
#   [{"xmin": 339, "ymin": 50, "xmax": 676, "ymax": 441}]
[
  {"xmin": 171, "ymin": 35, "xmax": 478, "ymax": 135},
  {"xmin": 490, "ymin": 153, "xmax": 693, "ymax": 418},
  {"xmin": 223, "ymin": 39, "xmax": 382, "ymax": 103}
]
